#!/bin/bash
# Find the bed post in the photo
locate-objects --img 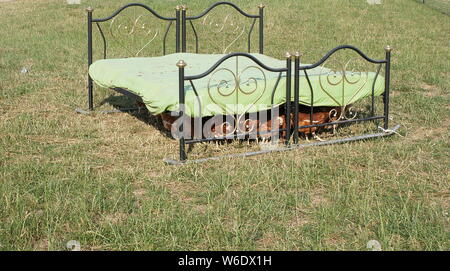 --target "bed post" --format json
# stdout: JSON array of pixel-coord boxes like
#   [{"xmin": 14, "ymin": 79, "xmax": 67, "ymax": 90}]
[
  {"xmin": 258, "ymin": 4, "xmax": 265, "ymax": 54},
  {"xmin": 87, "ymin": 7, "xmax": 94, "ymax": 111},
  {"xmin": 293, "ymin": 52, "xmax": 301, "ymax": 144},
  {"xmin": 177, "ymin": 60, "xmax": 187, "ymax": 161},
  {"xmin": 175, "ymin": 5, "xmax": 181, "ymax": 53},
  {"xmin": 285, "ymin": 52, "xmax": 292, "ymax": 145},
  {"xmin": 181, "ymin": 5, "xmax": 187, "ymax": 53},
  {"xmin": 383, "ymin": 45, "xmax": 392, "ymax": 130}
]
